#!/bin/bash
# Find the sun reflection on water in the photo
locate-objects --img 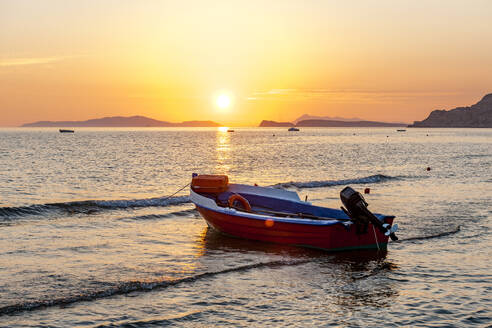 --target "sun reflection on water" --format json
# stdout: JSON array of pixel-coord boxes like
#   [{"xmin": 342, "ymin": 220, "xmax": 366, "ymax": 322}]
[
  {"xmin": 215, "ymin": 127, "xmax": 232, "ymax": 174},
  {"xmin": 218, "ymin": 126, "xmax": 229, "ymax": 133}
]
